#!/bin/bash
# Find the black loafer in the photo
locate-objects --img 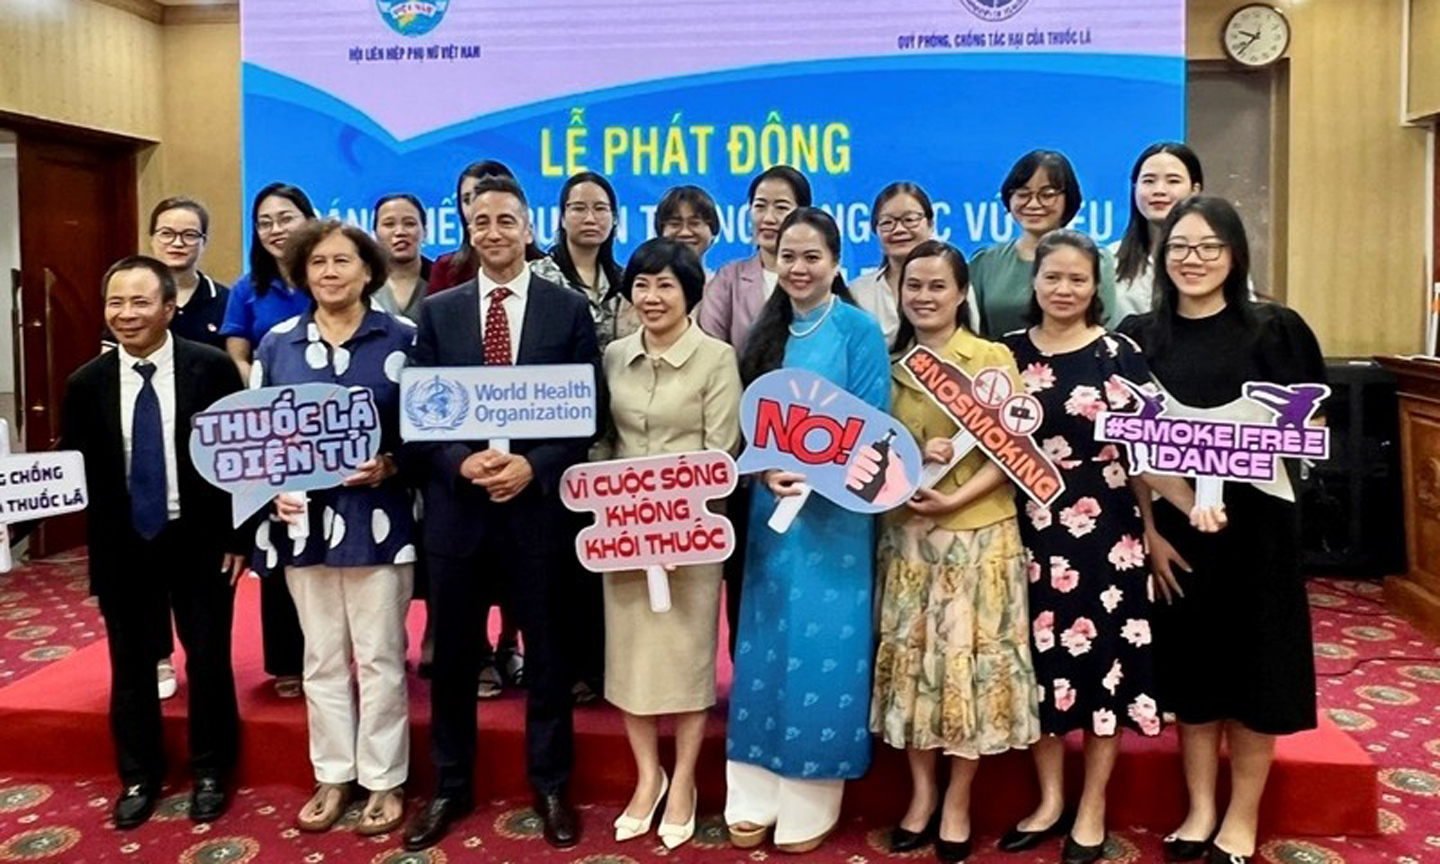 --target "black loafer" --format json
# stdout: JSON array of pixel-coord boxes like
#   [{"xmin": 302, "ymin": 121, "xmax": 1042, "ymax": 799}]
[
  {"xmin": 1207, "ymin": 843, "xmax": 1251, "ymax": 864},
  {"xmin": 189, "ymin": 776, "xmax": 227, "ymax": 823},
  {"xmin": 890, "ymin": 811, "xmax": 938, "ymax": 853},
  {"xmin": 402, "ymin": 793, "xmax": 474, "ymax": 851},
  {"xmin": 936, "ymin": 837, "xmax": 973, "ymax": 862},
  {"xmin": 1164, "ymin": 831, "xmax": 1216, "ymax": 862},
  {"xmin": 997, "ymin": 810, "xmax": 1074, "ymax": 852},
  {"xmin": 1062, "ymin": 833, "xmax": 1107, "ymax": 864},
  {"xmin": 113, "ymin": 783, "xmax": 158, "ymax": 830},
  {"xmin": 534, "ymin": 790, "xmax": 580, "ymax": 848}
]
